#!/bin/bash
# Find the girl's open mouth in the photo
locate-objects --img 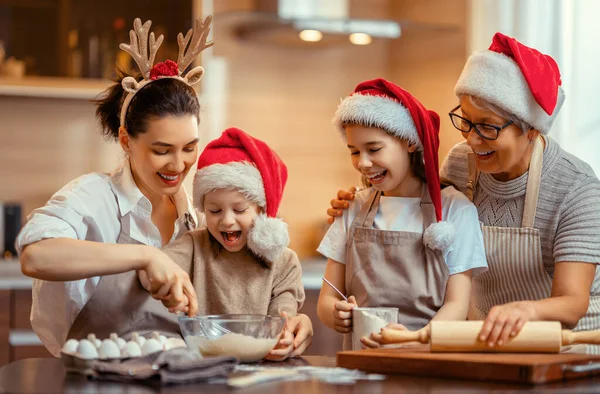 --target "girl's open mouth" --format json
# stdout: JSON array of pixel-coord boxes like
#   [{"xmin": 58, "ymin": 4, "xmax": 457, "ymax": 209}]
[
  {"xmin": 366, "ymin": 170, "xmax": 387, "ymax": 184},
  {"xmin": 221, "ymin": 231, "xmax": 242, "ymax": 245}
]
